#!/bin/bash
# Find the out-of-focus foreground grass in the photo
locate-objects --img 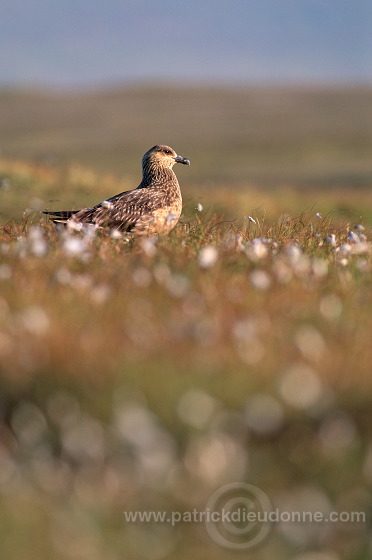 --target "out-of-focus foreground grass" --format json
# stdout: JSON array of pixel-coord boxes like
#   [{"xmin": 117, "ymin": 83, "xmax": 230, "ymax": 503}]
[{"xmin": 0, "ymin": 158, "xmax": 371, "ymax": 560}]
